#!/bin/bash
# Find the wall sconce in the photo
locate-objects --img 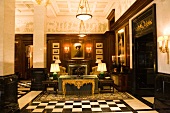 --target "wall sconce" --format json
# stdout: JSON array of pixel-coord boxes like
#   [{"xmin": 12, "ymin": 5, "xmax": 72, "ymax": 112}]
[
  {"xmin": 158, "ymin": 35, "xmax": 169, "ymax": 64},
  {"xmin": 64, "ymin": 46, "xmax": 69, "ymax": 53},
  {"xmin": 86, "ymin": 47, "xmax": 91, "ymax": 53},
  {"xmin": 112, "ymin": 55, "xmax": 116, "ymax": 63},
  {"xmin": 86, "ymin": 47, "xmax": 91, "ymax": 57}
]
